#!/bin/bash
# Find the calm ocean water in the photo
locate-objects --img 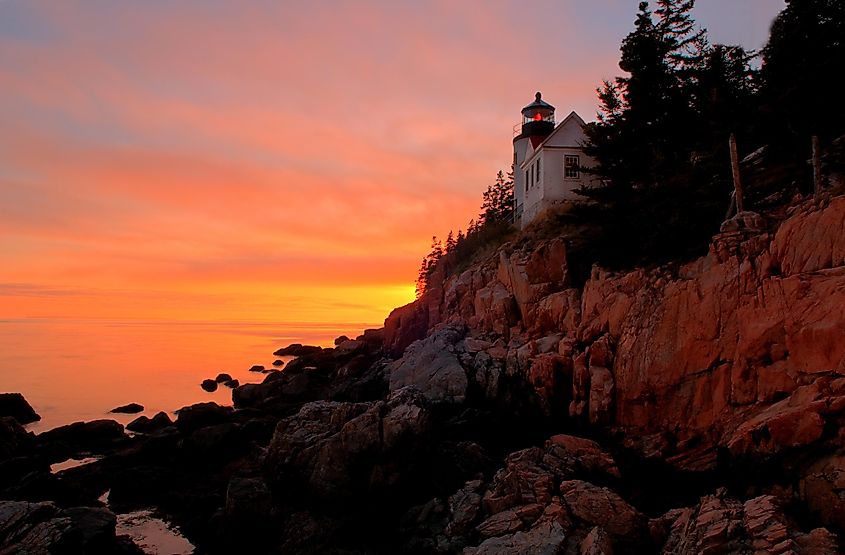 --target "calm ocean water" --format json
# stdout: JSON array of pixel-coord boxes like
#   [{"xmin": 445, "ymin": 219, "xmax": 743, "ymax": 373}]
[{"xmin": 0, "ymin": 318, "xmax": 375, "ymax": 433}]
